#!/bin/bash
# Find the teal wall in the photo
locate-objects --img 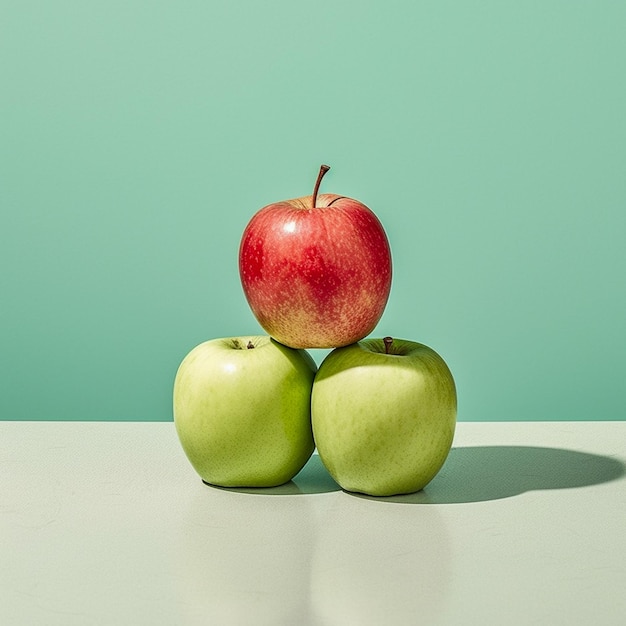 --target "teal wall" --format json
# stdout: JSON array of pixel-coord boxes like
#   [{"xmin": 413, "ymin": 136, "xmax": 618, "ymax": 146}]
[{"xmin": 2, "ymin": 1, "xmax": 625, "ymax": 421}]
